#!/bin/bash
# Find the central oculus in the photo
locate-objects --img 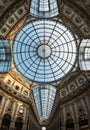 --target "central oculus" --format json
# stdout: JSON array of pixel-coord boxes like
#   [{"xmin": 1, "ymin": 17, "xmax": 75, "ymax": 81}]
[
  {"xmin": 13, "ymin": 19, "xmax": 77, "ymax": 83},
  {"xmin": 37, "ymin": 45, "xmax": 51, "ymax": 58}
]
